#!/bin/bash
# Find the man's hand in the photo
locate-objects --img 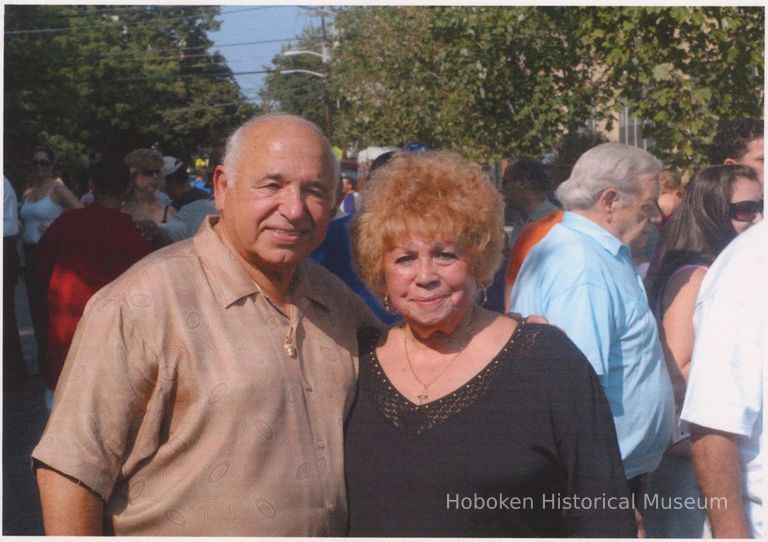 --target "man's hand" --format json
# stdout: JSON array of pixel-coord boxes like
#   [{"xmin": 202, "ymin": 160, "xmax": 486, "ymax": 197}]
[
  {"xmin": 690, "ymin": 426, "xmax": 750, "ymax": 538},
  {"xmin": 36, "ymin": 464, "xmax": 104, "ymax": 535}
]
